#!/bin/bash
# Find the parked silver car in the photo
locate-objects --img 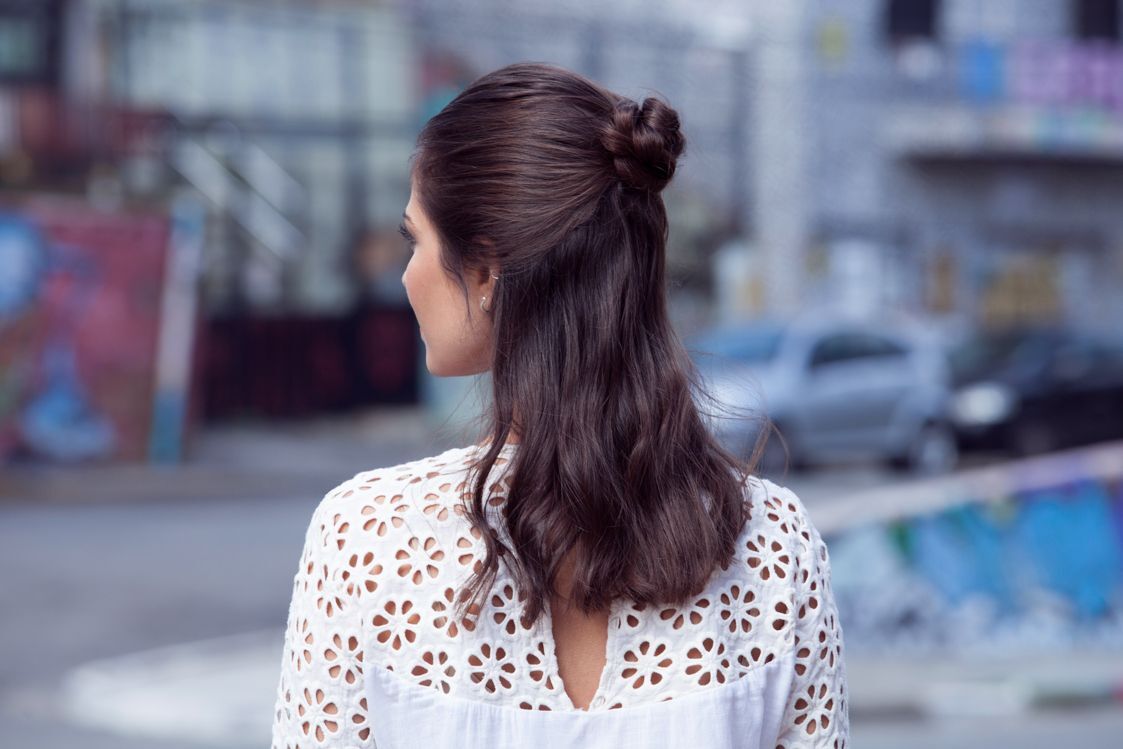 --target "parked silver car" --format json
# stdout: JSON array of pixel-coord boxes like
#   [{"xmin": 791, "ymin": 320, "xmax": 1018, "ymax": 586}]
[{"xmin": 687, "ymin": 316, "xmax": 958, "ymax": 475}]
